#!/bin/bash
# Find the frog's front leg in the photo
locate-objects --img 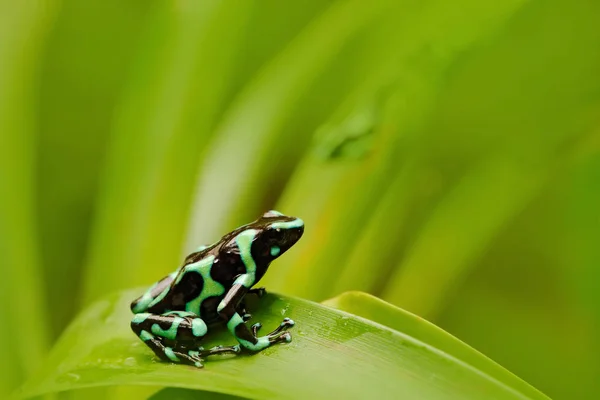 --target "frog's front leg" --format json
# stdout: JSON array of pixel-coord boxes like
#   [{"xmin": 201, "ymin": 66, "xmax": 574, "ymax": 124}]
[
  {"xmin": 218, "ymin": 283, "xmax": 294, "ymax": 352},
  {"xmin": 131, "ymin": 311, "xmax": 239, "ymax": 368},
  {"xmin": 237, "ymin": 287, "xmax": 267, "ymax": 322}
]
